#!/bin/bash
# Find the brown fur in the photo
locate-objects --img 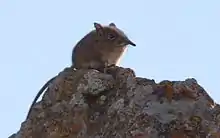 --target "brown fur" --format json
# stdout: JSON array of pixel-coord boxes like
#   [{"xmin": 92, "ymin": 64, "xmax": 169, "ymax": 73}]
[{"xmin": 72, "ymin": 22, "xmax": 136, "ymax": 70}]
